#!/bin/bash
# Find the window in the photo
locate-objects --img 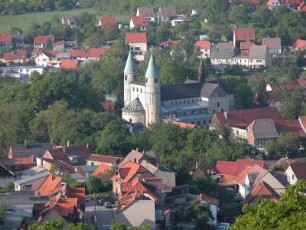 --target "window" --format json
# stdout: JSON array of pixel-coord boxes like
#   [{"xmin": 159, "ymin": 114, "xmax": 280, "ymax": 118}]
[
  {"xmin": 292, "ymin": 174, "xmax": 295, "ymax": 180},
  {"xmin": 25, "ymin": 184, "xmax": 32, "ymax": 190},
  {"xmin": 136, "ymin": 88, "xmax": 138, "ymax": 92},
  {"xmin": 140, "ymin": 89, "xmax": 142, "ymax": 93},
  {"xmin": 133, "ymin": 87, "xmax": 135, "ymax": 91},
  {"xmin": 124, "ymin": 75, "xmax": 127, "ymax": 80},
  {"xmin": 217, "ymin": 102, "xmax": 220, "ymax": 107}
]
